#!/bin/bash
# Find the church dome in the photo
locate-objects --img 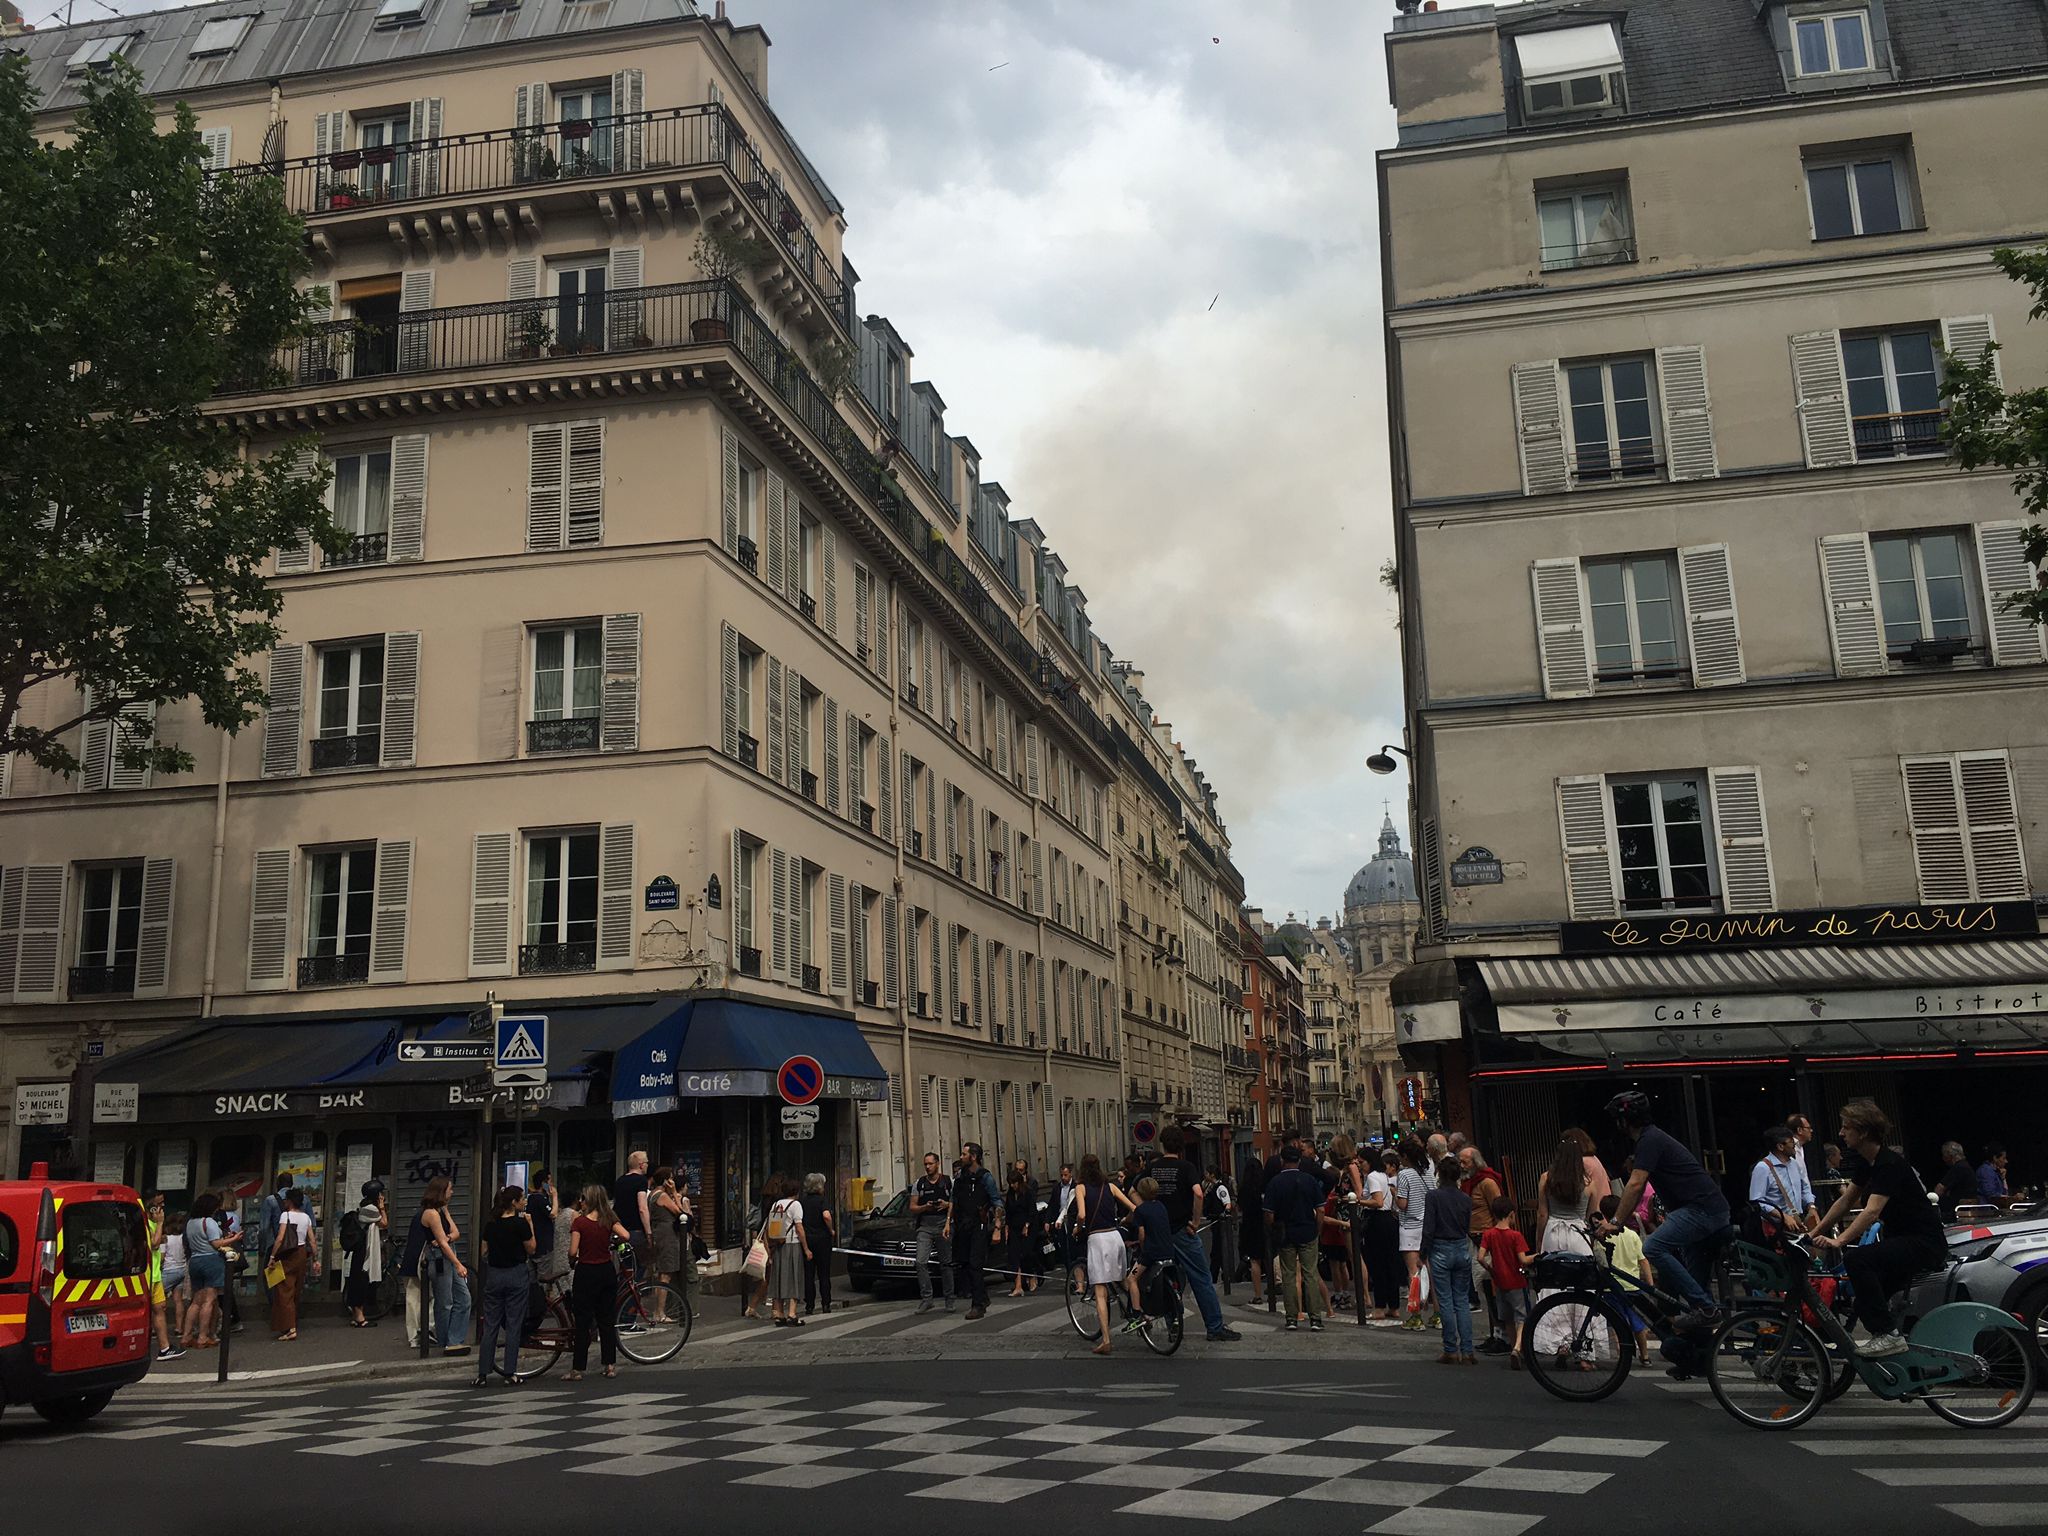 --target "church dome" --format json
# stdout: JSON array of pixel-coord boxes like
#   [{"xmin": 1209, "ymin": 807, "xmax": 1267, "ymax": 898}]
[{"xmin": 1345, "ymin": 813, "xmax": 1418, "ymax": 909}]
